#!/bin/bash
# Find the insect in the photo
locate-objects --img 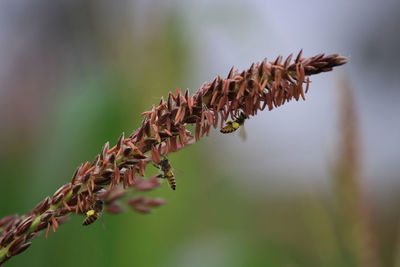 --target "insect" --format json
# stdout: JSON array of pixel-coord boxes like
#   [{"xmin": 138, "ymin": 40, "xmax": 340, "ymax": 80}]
[
  {"xmin": 153, "ymin": 157, "xmax": 176, "ymax": 190},
  {"xmin": 220, "ymin": 111, "xmax": 248, "ymax": 139},
  {"xmin": 82, "ymin": 199, "xmax": 104, "ymax": 226}
]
